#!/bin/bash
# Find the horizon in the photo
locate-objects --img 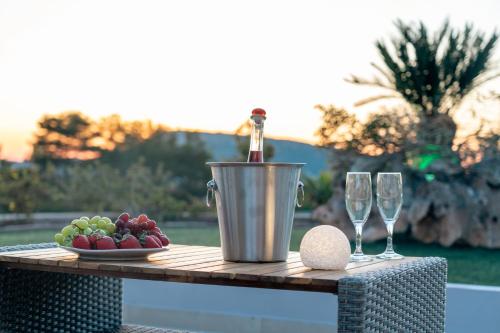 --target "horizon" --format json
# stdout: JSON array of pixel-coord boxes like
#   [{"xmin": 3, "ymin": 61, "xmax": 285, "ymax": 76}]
[
  {"xmin": 1, "ymin": 126, "xmax": 321, "ymax": 163},
  {"xmin": 1, "ymin": 0, "xmax": 500, "ymax": 161}
]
